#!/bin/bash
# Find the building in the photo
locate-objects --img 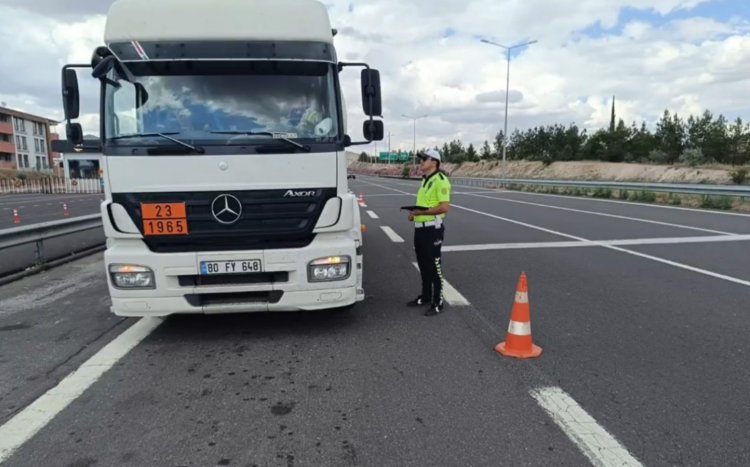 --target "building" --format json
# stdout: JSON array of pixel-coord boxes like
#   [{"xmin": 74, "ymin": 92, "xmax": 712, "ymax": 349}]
[{"xmin": 0, "ymin": 105, "xmax": 61, "ymax": 173}]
